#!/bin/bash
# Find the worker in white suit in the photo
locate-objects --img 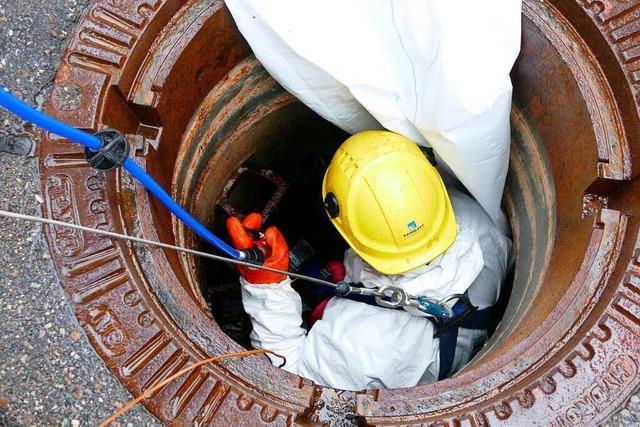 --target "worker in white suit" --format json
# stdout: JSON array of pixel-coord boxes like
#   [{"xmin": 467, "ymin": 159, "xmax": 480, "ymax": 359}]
[{"xmin": 226, "ymin": 131, "xmax": 512, "ymax": 391}]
